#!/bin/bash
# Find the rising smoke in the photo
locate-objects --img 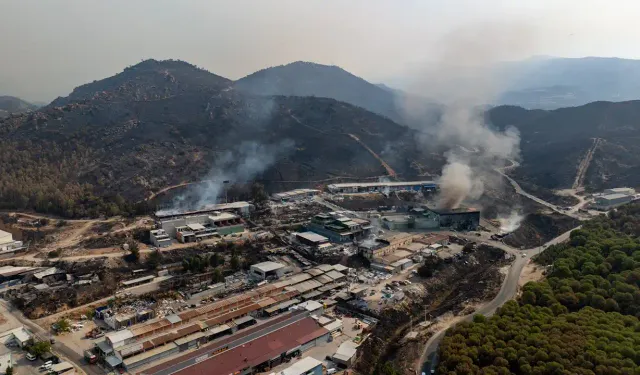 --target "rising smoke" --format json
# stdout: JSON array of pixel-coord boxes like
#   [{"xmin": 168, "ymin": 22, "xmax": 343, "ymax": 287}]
[
  {"xmin": 399, "ymin": 21, "xmax": 537, "ymax": 210},
  {"xmin": 159, "ymin": 140, "xmax": 293, "ymax": 214}
]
